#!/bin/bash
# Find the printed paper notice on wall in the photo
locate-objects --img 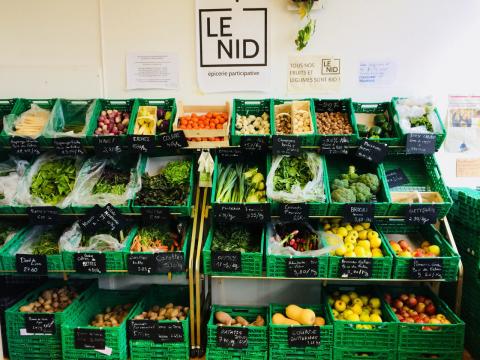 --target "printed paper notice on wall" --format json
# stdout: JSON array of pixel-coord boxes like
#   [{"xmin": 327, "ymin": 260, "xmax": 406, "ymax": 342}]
[
  {"xmin": 287, "ymin": 55, "xmax": 341, "ymax": 94},
  {"xmin": 126, "ymin": 52, "xmax": 179, "ymax": 90},
  {"xmin": 358, "ymin": 60, "xmax": 396, "ymax": 86}
]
